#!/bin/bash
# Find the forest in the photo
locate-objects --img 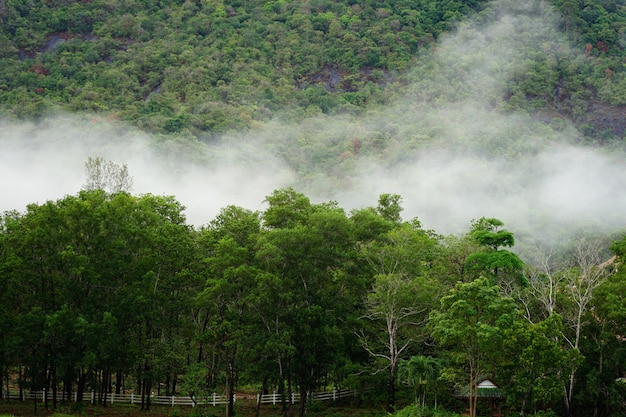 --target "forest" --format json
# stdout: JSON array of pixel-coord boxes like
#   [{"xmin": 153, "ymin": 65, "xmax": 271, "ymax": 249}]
[
  {"xmin": 0, "ymin": 182, "xmax": 625, "ymax": 417},
  {"xmin": 1, "ymin": 0, "xmax": 626, "ymax": 416},
  {"xmin": 0, "ymin": 0, "xmax": 626, "ymax": 141}
]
